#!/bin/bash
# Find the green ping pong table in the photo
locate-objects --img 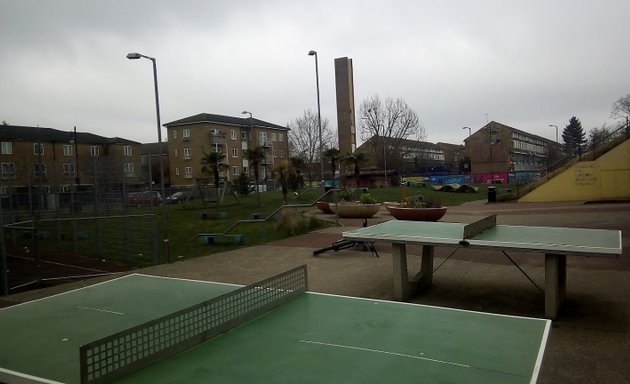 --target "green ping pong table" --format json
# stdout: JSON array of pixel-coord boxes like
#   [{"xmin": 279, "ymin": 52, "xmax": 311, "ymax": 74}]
[
  {"xmin": 0, "ymin": 268, "xmax": 550, "ymax": 384},
  {"xmin": 341, "ymin": 216, "xmax": 623, "ymax": 318}
]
